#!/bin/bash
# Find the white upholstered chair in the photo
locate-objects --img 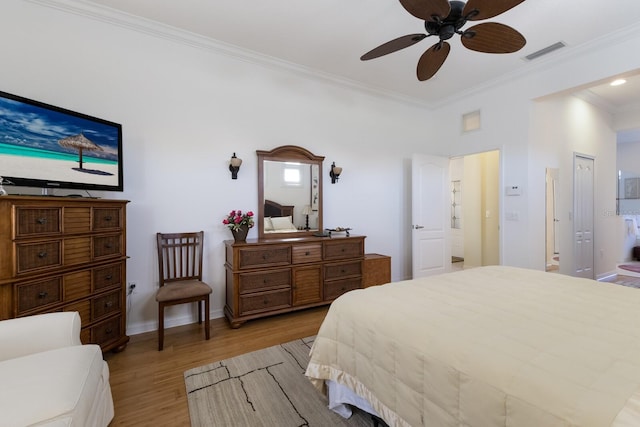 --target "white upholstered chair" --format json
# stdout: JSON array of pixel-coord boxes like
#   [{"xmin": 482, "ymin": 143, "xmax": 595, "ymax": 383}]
[{"xmin": 0, "ymin": 312, "xmax": 114, "ymax": 427}]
